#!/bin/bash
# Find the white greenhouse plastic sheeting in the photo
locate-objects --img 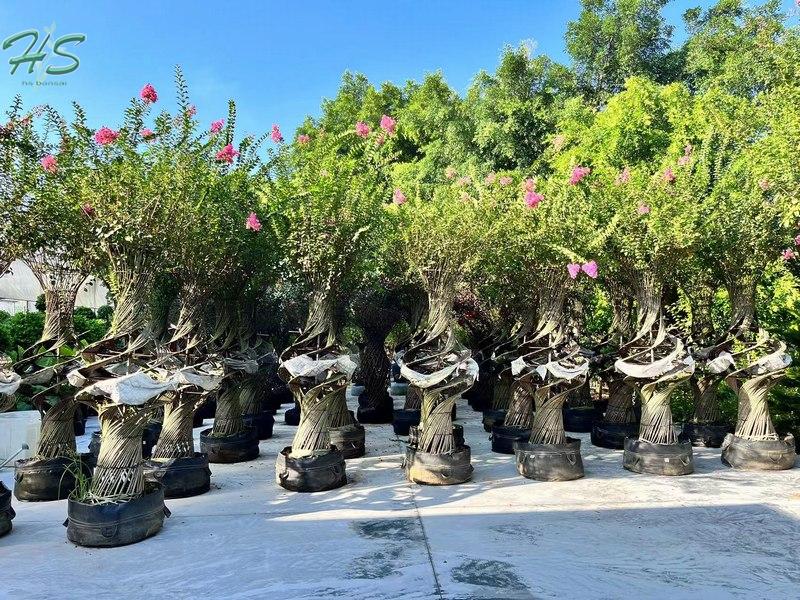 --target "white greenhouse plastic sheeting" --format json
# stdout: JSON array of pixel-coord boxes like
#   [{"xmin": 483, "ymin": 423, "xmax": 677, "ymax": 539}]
[{"xmin": 0, "ymin": 260, "xmax": 108, "ymax": 314}]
